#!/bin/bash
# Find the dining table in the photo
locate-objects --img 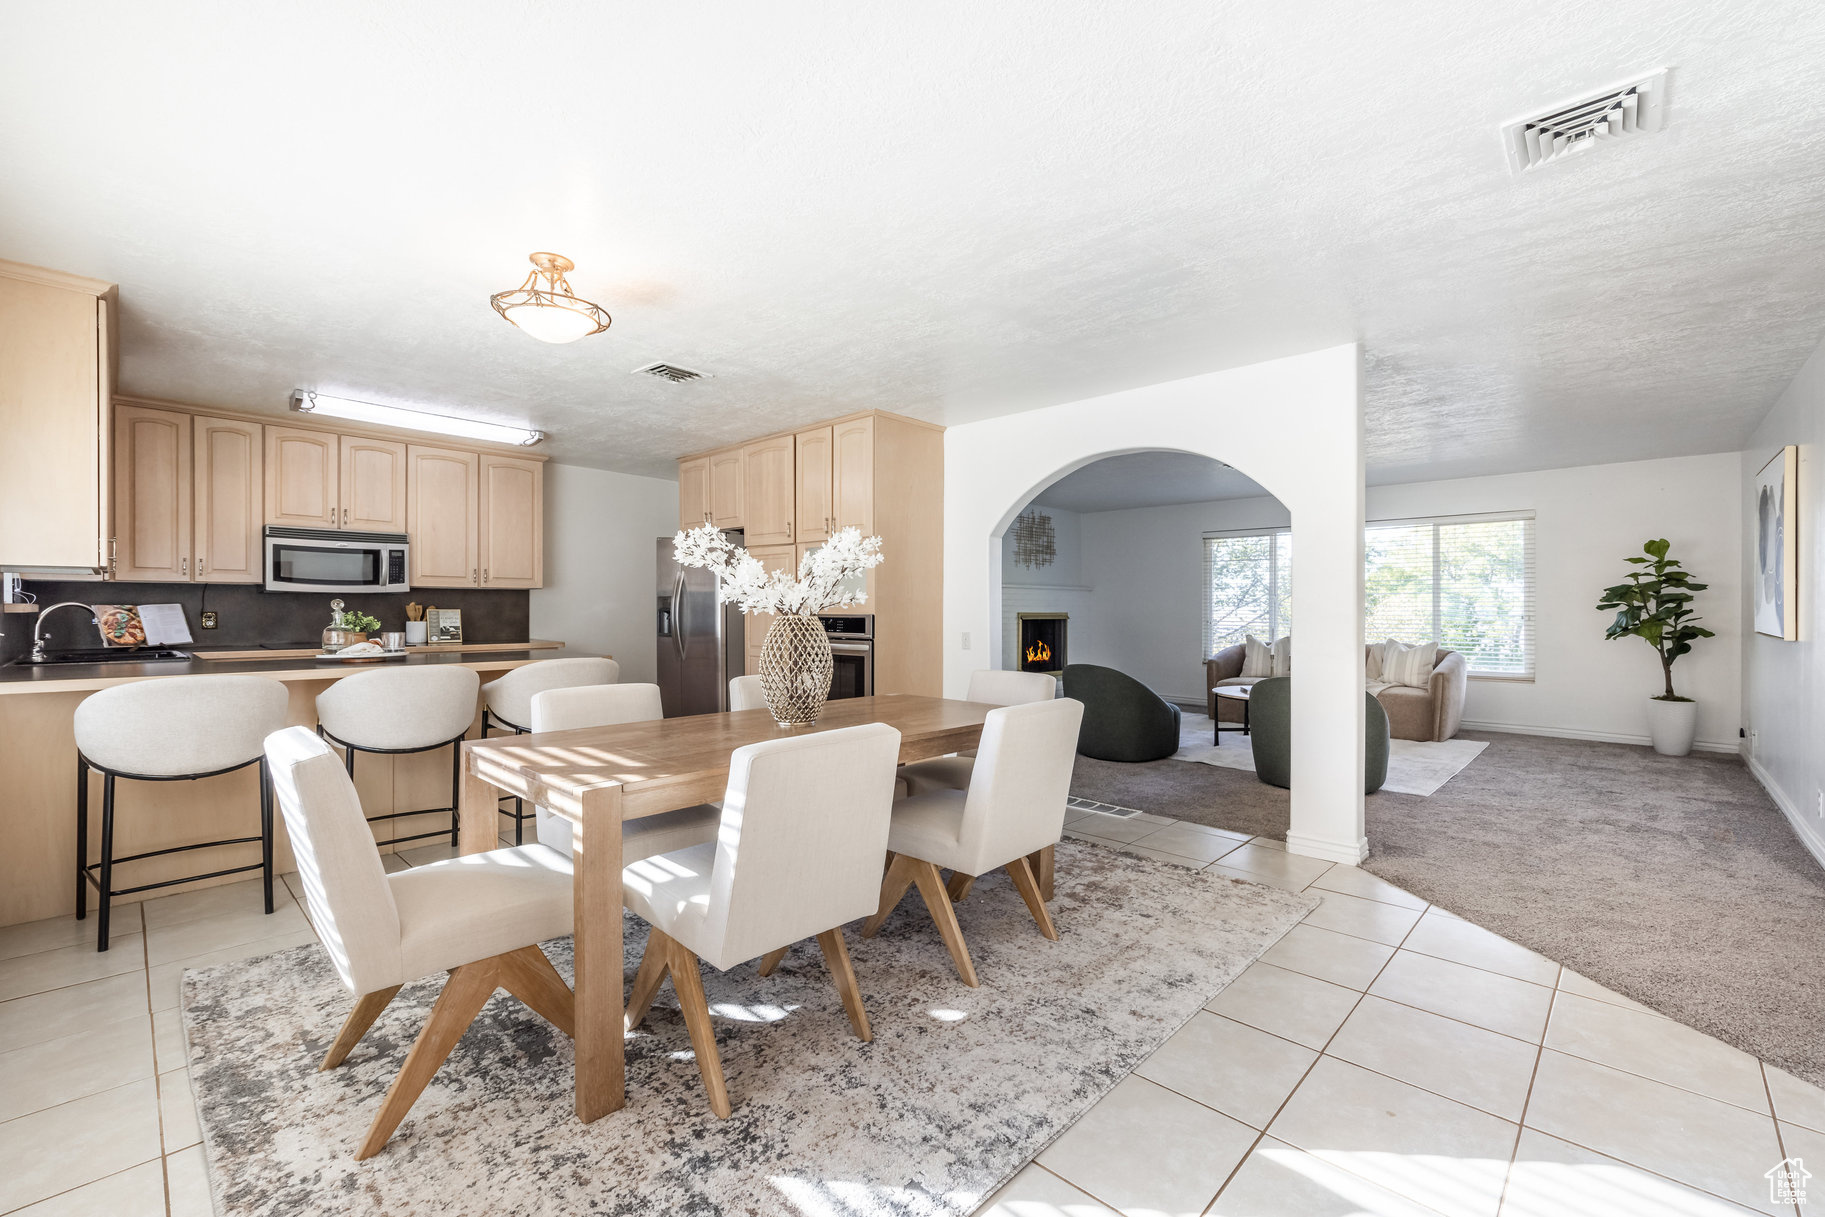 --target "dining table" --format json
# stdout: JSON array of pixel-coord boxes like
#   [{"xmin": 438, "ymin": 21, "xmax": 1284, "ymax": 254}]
[{"xmin": 455, "ymin": 692, "xmax": 1055, "ymax": 1123}]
